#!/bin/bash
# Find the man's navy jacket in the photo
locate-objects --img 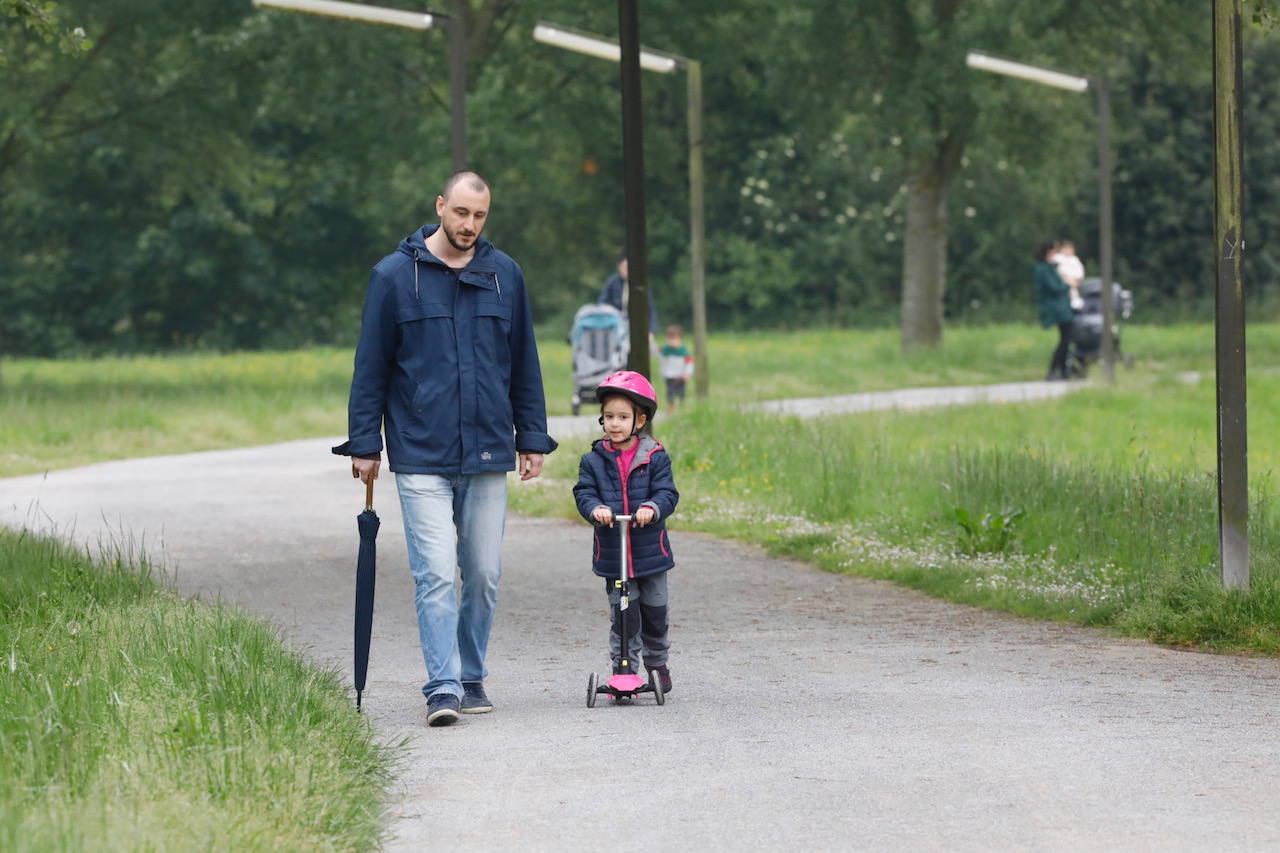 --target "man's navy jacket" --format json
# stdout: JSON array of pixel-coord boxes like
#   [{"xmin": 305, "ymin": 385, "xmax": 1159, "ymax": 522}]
[{"xmin": 333, "ymin": 225, "xmax": 557, "ymax": 474}]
